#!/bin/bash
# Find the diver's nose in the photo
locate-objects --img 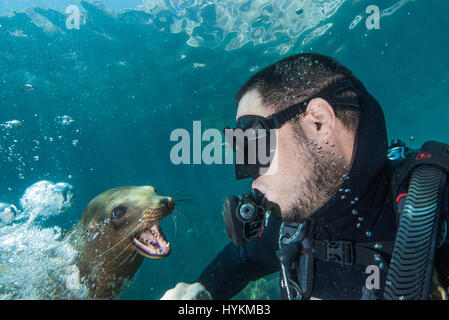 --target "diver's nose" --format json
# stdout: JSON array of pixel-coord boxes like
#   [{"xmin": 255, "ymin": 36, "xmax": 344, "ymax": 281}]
[{"xmin": 160, "ymin": 197, "xmax": 174, "ymax": 210}]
